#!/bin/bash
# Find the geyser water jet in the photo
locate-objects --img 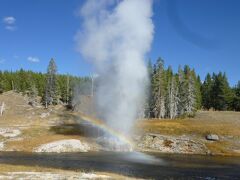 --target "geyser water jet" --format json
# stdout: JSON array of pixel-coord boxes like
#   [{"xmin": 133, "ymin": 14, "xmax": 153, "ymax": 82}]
[{"xmin": 76, "ymin": 0, "xmax": 154, "ymax": 146}]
